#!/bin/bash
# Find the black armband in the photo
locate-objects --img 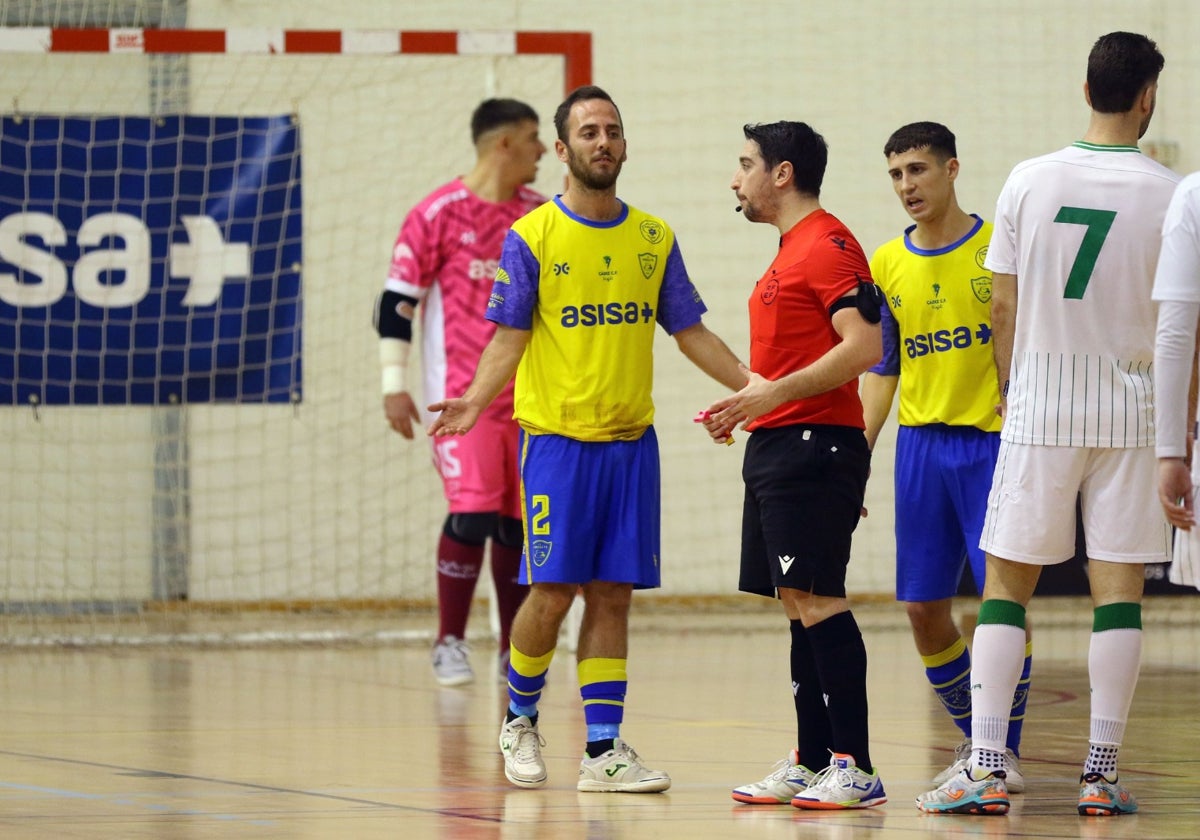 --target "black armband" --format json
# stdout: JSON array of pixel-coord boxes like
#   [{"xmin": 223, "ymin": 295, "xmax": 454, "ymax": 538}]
[
  {"xmin": 375, "ymin": 289, "xmax": 419, "ymax": 341},
  {"xmin": 829, "ymin": 277, "xmax": 883, "ymax": 324}
]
